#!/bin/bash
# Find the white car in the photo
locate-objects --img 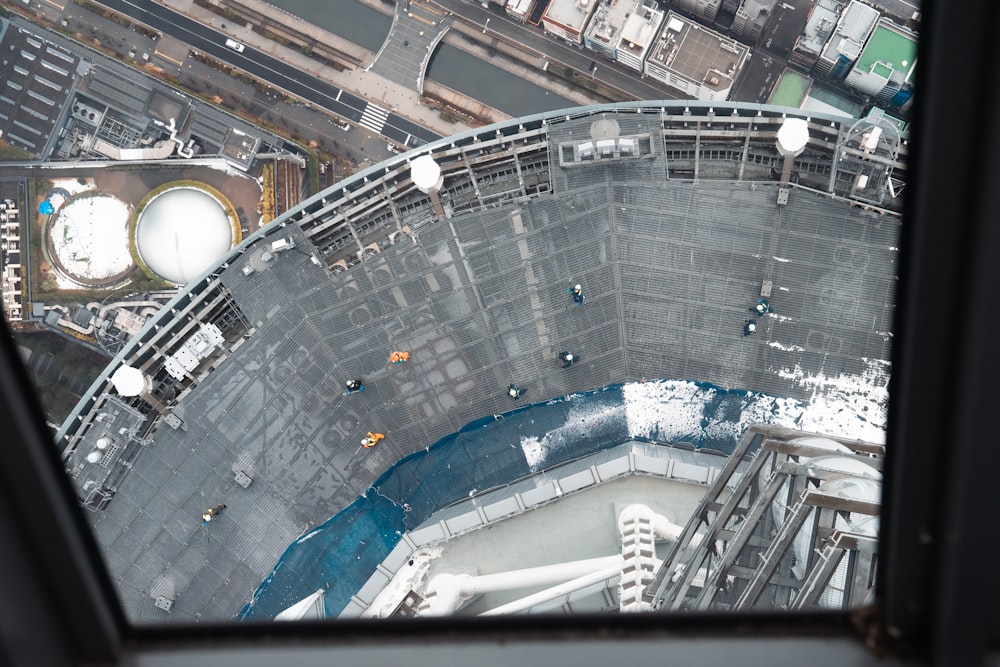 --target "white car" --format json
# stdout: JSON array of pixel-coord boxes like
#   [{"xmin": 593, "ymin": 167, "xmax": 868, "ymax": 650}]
[{"xmin": 225, "ymin": 38, "xmax": 245, "ymax": 53}]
